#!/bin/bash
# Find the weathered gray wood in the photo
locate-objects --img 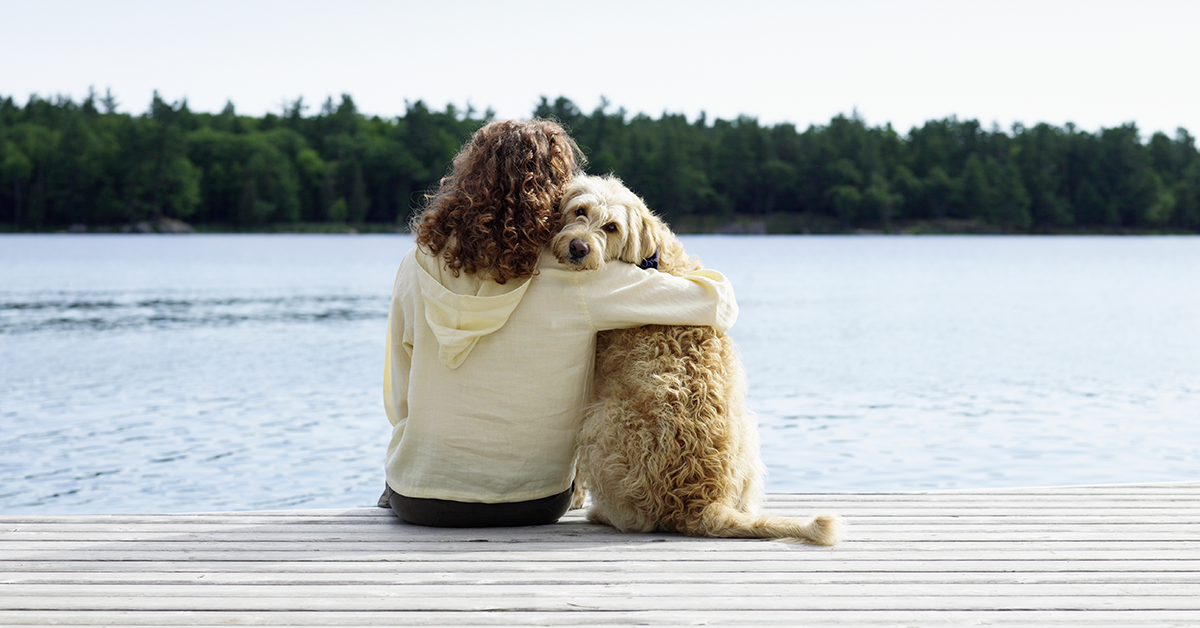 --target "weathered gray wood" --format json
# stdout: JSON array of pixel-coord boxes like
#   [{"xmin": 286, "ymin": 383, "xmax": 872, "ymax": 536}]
[
  {"xmin": 1, "ymin": 527, "xmax": 1188, "ymax": 544},
  {"xmin": 8, "ymin": 558, "xmax": 1200, "ymax": 574},
  {"xmin": 6, "ymin": 570, "xmax": 1200, "ymax": 585},
  {"xmin": 3, "ymin": 592, "xmax": 1200, "ymax": 611},
  {"xmin": 6, "ymin": 582, "xmax": 1200, "ymax": 600},
  {"xmin": 5, "ymin": 527, "xmax": 1199, "ymax": 543},
  {"xmin": 7, "ymin": 514, "xmax": 1200, "ymax": 532},
  {"xmin": 2, "ymin": 484, "xmax": 1198, "ymax": 626},
  {"xmin": 10, "ymin": 505, "xmax": 1198, "ymax": 523},
  {"xmin": 2, "ymin": 544, "xmax": 1196, "ymax": 558},
  {"xmin": 3, "ymin": 609, "xmax": 1200, "ymax": 626}
]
